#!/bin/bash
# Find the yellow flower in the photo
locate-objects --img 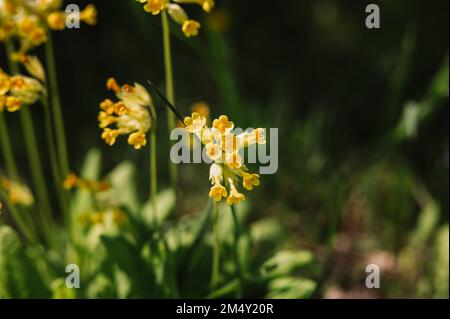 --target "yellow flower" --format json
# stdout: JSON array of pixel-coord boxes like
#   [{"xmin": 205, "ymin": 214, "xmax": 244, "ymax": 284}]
[
  {"xmin": 101, "ymin": 128, "xmax": 120, "ymax": 146},
  {"xmin": 200, "ymin": 0, "xmax": 215, "ymax": 13},
  {"xmin": 8, "ymin": 75, "xmax": 44, "ymax": 105},
  {"xmin": 209, "ymin": 183, "xmax": 228, "ymax": 202},
  {"xmin": 242, "ymin": 173, "xmax": 260, "ymax": 191},
  {"xmin": 99, "ymin": 78, "xmax": 152, "ymax": 149},
  {"xmin": 205, "ymin": 142, "xmax": 222, "ymax": 161},
  {"xmin": 2, "ymin": 1, "xmax": 96, "ymax": 54},
  {"xmin": 128, "ymin": 131, "xmax": 147, "ymax": 149},
  {"xmin": 182, "ymin": 20, "xmax": 201, "ymax": 37},
  {"xmin": 213, "ymin": 115, "xmax": 234, "ymax": 134},
  {"xmin": 135, "ymin": 0, "xmax": 212, "ymax": 37},
  {"xmin": 144, "ymin": 0, "xmax": 165, "ymax": 15},
  {"xmin": 184, "ymin": 112, "xmax": 264, "ymax": 206},
  {"xmin": 225, "ymin": 151, "xmax": 243, "ymax": 169},
  {"xmin": 16, "ymin": 54, "xmax": 46, "ymax": 82},
  {"xmin": 5, "ymin": 96, "xmax": 21, "ymax": 112},
  {"xmin": 0, "ymin": 176, "xmax": 34, "ymax": 207},
  {"xmin": 80, "ymin": 4, "xmax": 97, "ymax": 25},
  {"xmin": 63, "ymin": 173, "xmax": 79, "ymax": 190},
  {"xmin": 47, "ymin": 12, "xmax": 66, "ymax": 30},
  {"xmin": 184, "ymin": 111, "xmax": 207, "ymax": 133},
  {"xmin": 227, "ymin": 179, "xmax": 246, "ymax": 206}
]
